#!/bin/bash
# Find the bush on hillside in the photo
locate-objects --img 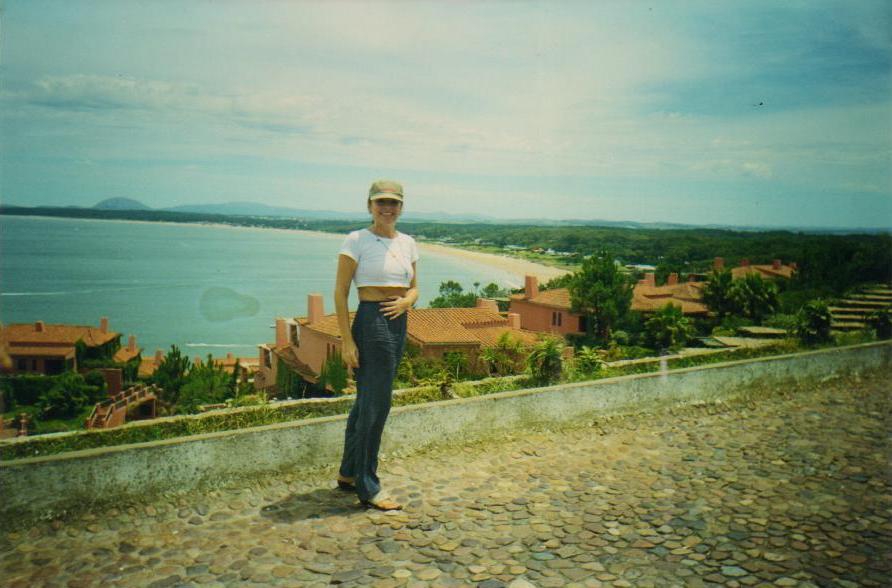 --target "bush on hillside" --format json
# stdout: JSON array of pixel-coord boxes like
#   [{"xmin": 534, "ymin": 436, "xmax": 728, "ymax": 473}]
[
  {"xmin": 527, "ymin": 337, "xmax": 564, "ymax": 385},
  {"xmin": 794, "ymin": 300, "xmax": 833, "ymax": 345}
]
